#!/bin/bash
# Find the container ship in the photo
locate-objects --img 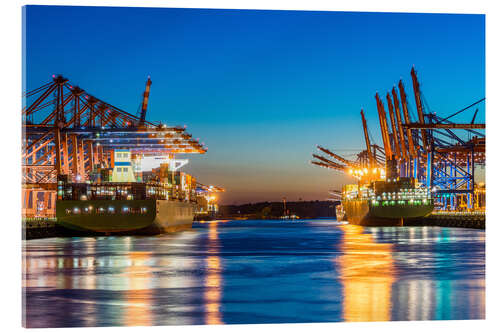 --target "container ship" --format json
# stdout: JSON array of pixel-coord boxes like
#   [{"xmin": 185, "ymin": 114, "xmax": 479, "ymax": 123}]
[
  {"xmin": 340, "ymin": 176, "xmax": 433, "ymax": 226},
  {"xmin": 56, "ymin": 152, "xmax": 202, "ymax": 235},
  {"xmin": 313, "ymin": 150, "xmax": 433, "ymax": 226}
]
